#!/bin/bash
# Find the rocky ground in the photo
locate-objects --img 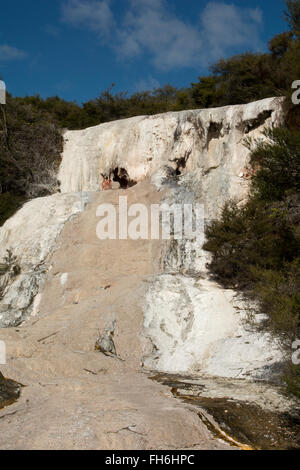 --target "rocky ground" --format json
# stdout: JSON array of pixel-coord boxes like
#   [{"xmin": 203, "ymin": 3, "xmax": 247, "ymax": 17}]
[{"xmin": 0, "ymin": 182, "xmax": 230, "ymax": 450}]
